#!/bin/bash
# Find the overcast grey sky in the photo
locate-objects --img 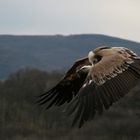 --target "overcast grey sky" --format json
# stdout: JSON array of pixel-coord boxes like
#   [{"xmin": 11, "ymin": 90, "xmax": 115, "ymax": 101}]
[{"xmin": 0, "ymin": 0, "xmax": 140, "ymax": 42}]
